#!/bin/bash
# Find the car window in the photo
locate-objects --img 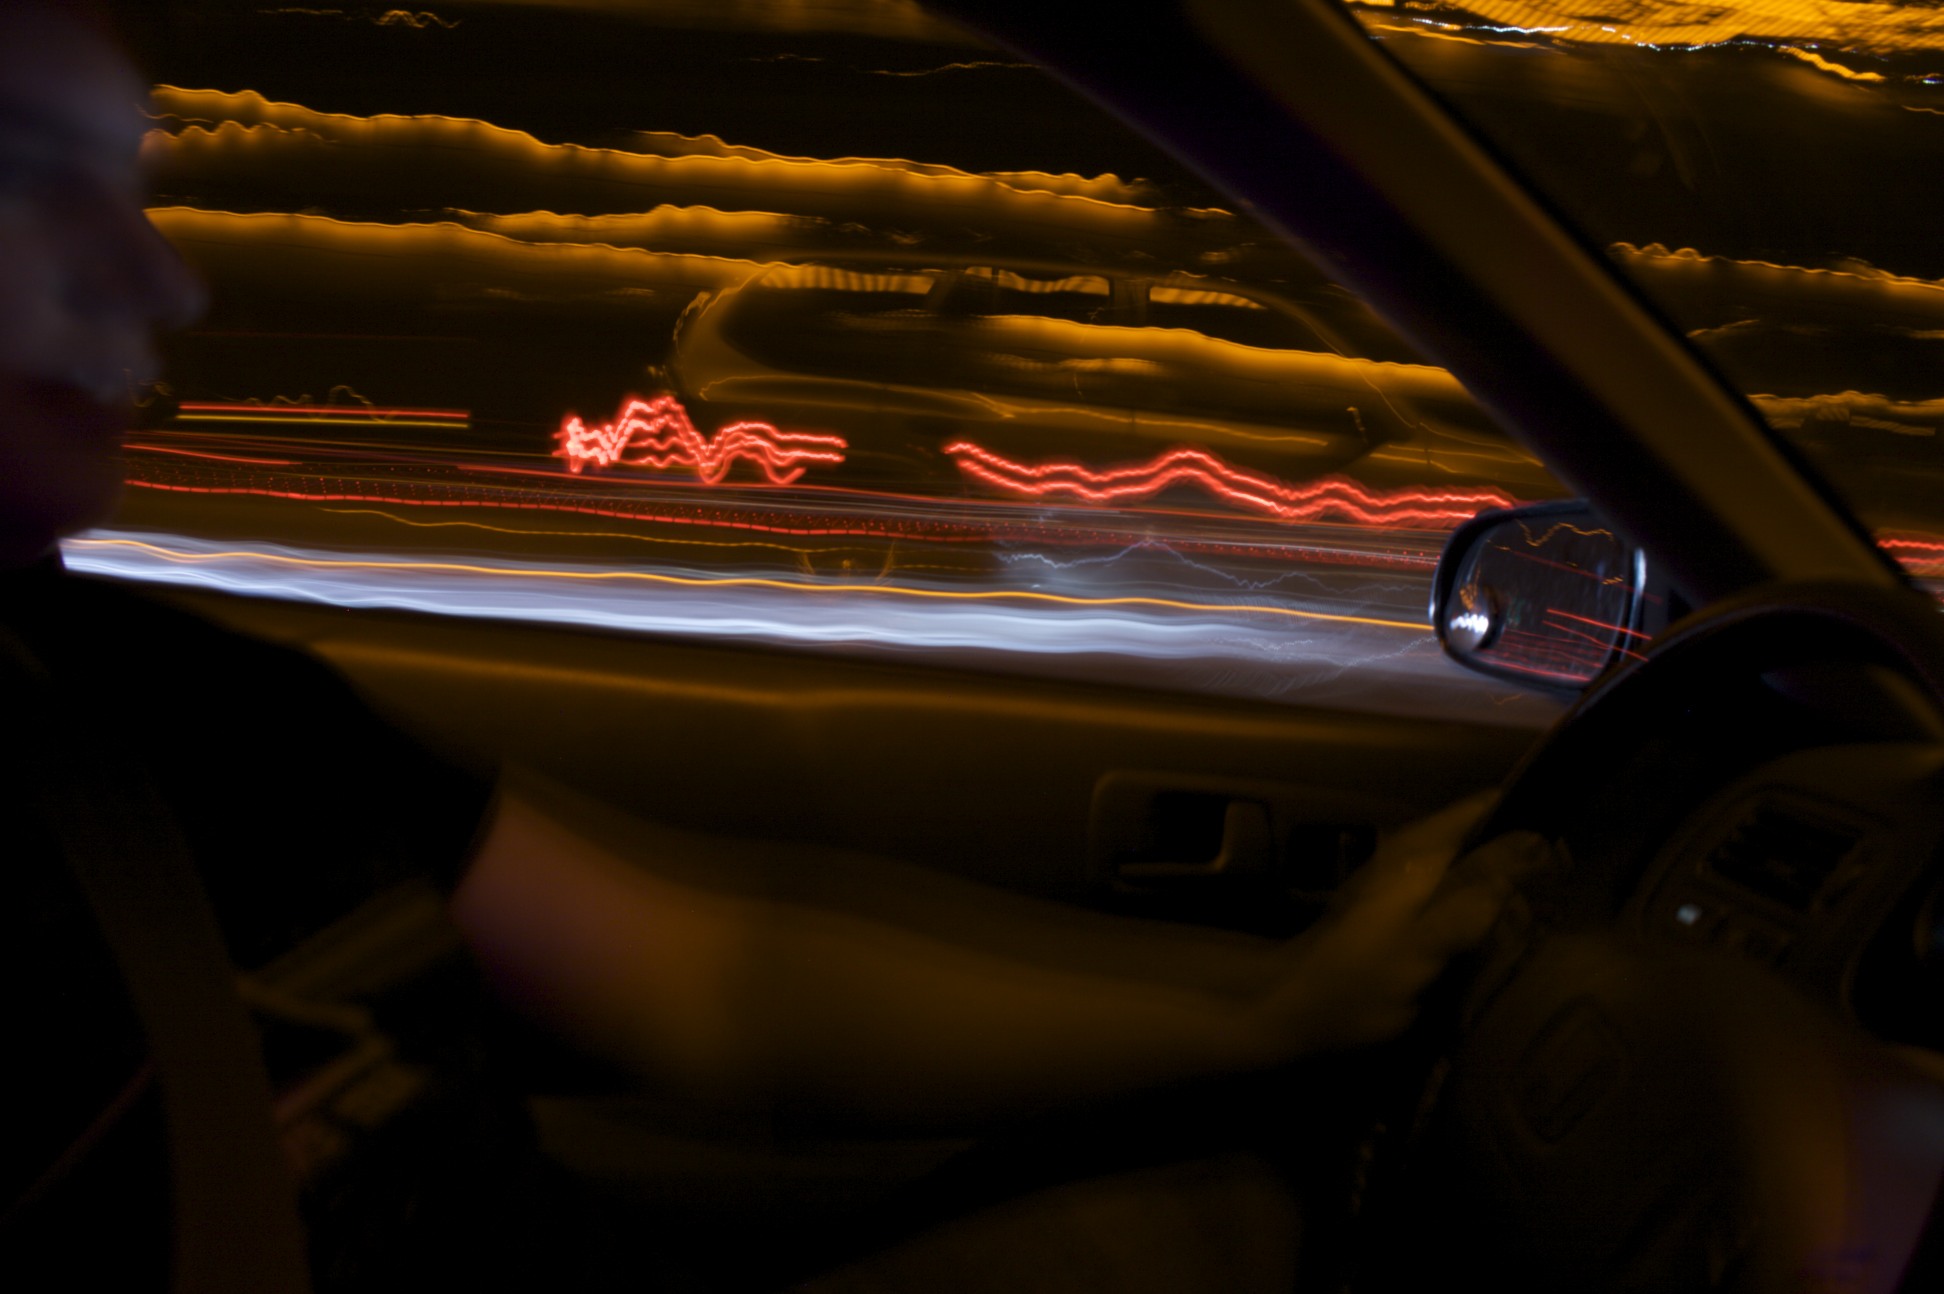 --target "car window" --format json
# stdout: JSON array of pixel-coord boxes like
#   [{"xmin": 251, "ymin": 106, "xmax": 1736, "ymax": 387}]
[
  {"xmin": 1348, "ymin": 0, "xmax": 1944, "ymax": 598},
  {"xmin": 87, "ymin": 0, "xmax": 1569, "ymax": 725}
]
